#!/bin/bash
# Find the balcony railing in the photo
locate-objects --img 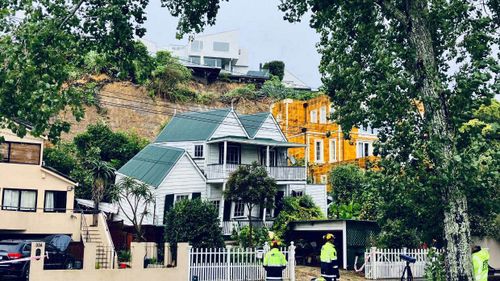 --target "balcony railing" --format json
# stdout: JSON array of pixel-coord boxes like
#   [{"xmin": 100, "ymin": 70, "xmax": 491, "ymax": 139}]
[
  {"xmin": 205, "ymin": 164, "xmax": 306, "ymax": 181},
  {"xmin": 221, "ymin": 220, "xmax": 274, "ymax": 236}
]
